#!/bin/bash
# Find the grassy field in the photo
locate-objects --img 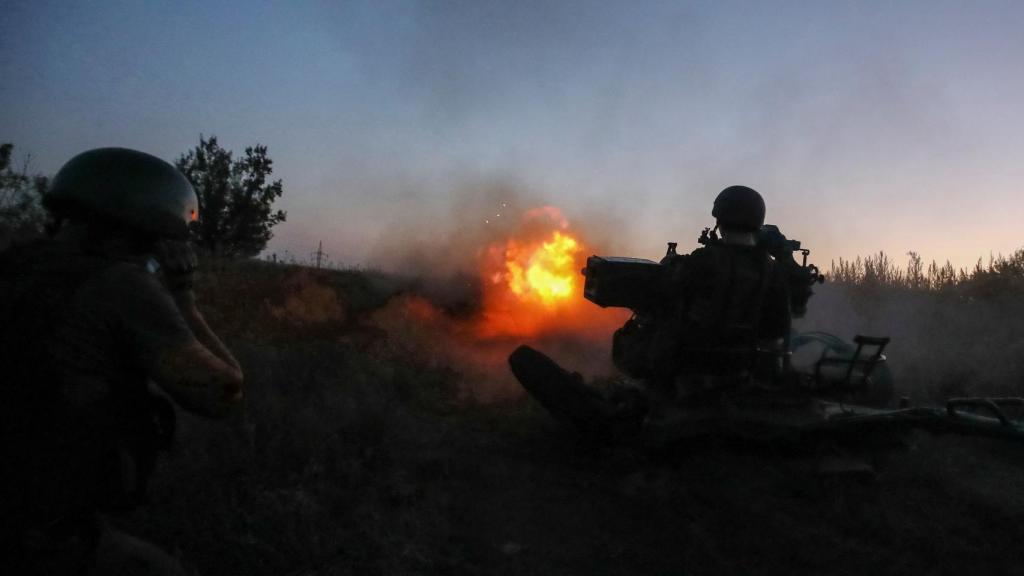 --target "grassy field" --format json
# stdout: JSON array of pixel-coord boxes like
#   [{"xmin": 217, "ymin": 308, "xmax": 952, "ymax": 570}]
[{"xmin": 120, "ymin": 260, "xmax": 1024, "ymax": 575}]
